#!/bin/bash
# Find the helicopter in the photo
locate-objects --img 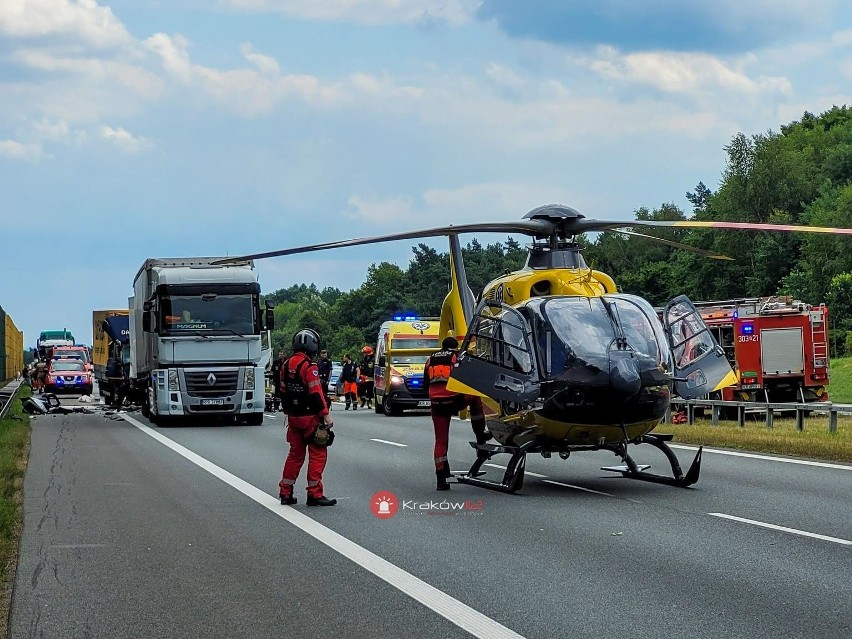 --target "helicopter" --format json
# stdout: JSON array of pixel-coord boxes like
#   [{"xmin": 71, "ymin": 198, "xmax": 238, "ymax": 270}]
[{"xmin": 214, "ymin": 204, "xmax": 852, "ymax": 493}]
